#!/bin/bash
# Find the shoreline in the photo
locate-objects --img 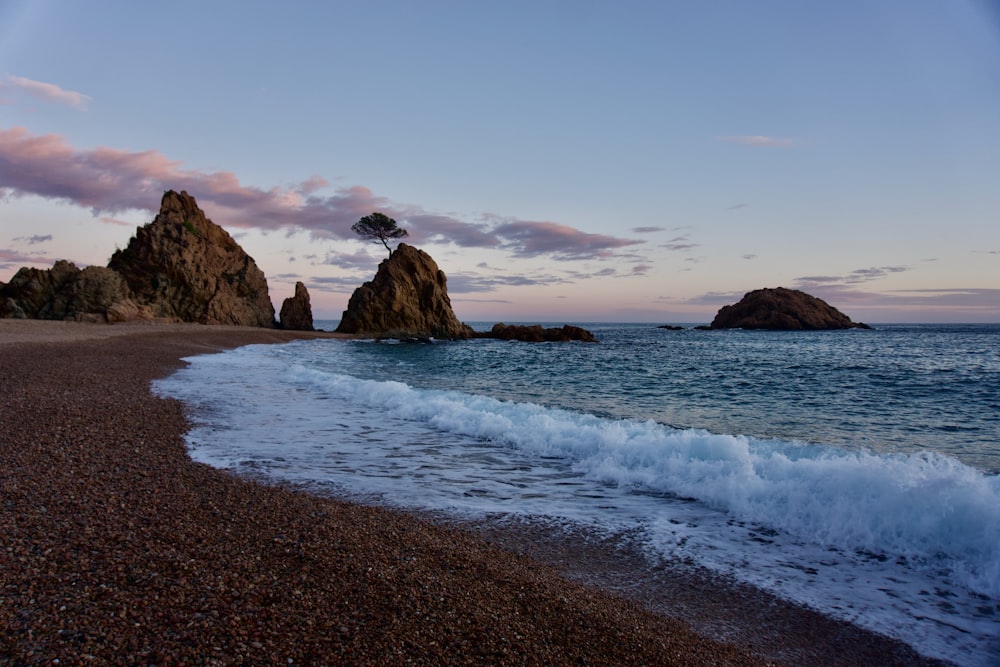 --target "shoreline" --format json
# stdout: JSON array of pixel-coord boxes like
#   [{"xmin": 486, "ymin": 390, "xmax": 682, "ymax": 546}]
[{"xmin": 0, "ymin": 321, "xmax": 939, "ymax": 665}]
